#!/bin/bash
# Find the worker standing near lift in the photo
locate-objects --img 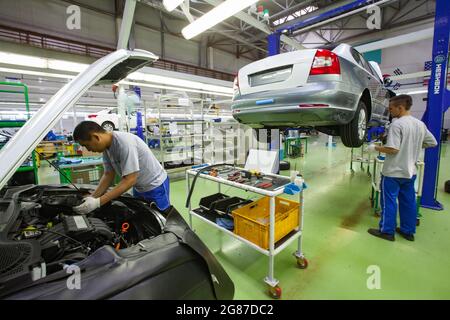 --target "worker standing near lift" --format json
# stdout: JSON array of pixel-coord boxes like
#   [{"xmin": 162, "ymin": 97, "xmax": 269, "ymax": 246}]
[
  {"xmin": 367, "ymin": 94, "xmax": 437, "ymax": 242},
  {"xmin": 71, "ymin": 121, "xmax": 170, "ymax": 214}
]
